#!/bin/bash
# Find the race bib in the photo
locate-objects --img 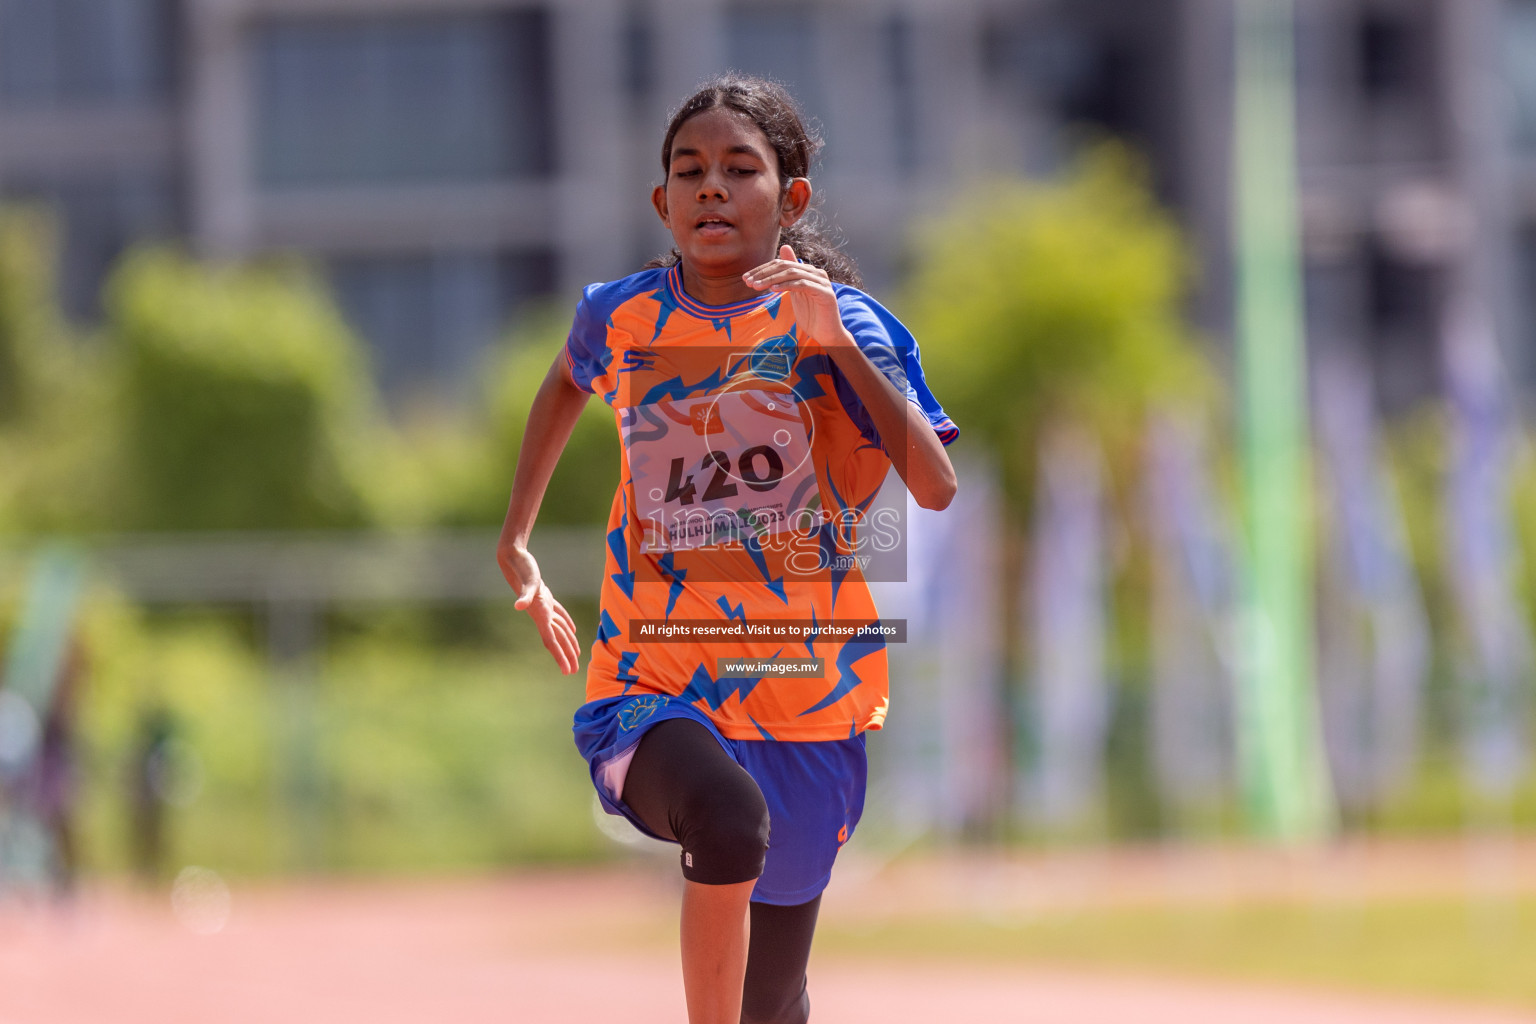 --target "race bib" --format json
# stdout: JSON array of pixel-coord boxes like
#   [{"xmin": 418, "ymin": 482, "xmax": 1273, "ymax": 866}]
[{"xmin": 624, "ymin": 389, "xmax": 818, "ymax": 551}]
